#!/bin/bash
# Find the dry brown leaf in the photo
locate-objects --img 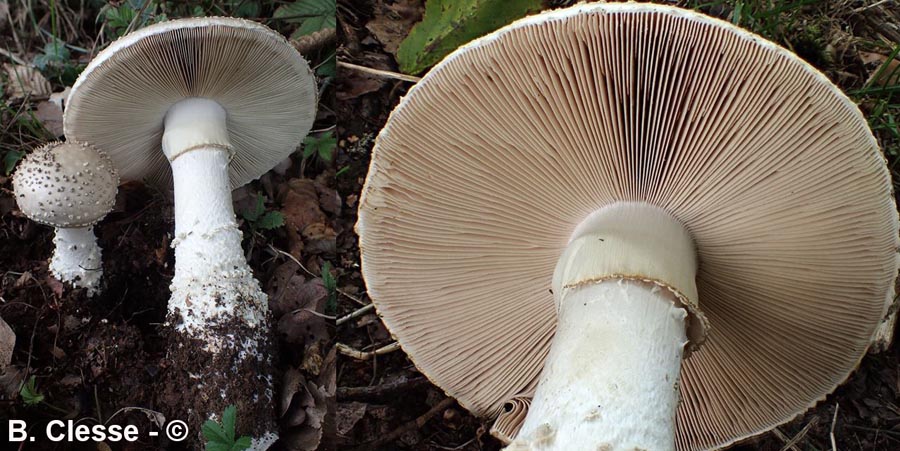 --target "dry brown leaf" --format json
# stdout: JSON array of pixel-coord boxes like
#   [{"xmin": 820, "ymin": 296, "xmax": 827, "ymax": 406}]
[
  {"xmin": 266, "ymin": 261, "xmax": 328, "ymax": 318},
  {"xmin": 281, "ymin": 426, "xmax": 323, "ymax": 451},
  {"xmin": 281, "ymin": 179, "xmax": 326, "ymax": 230},
  {"xmin": 335, "ymin": 73, "xmax": 385, "ymax": 101},
  {"xmin": 337, "ymin": 402, "xmax": 368, "ymax": 436},
  {"xmin": 0, "ymin": 316, "xmax": 14, "ymax": 368},
  {"xmin": 860, "ymin": 51, "xmax": 900, "ymax": 87},
  {"xmin": 35, "ymin": 100, "xmax": 63, "ymax": 137},
  {"xmin": 3, "ymin": 63, "xmax": 51, "ymax": 101},
  {"xmin": 365, "ymin": 0, "xmax": 424, "ymax": 55}
]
